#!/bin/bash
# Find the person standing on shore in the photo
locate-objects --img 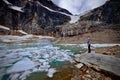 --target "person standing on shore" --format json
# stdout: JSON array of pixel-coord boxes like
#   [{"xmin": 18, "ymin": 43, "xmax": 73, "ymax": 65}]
[{"xmin": 86, "ymin": 38, "xmax": 91, "ymax": 53}]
